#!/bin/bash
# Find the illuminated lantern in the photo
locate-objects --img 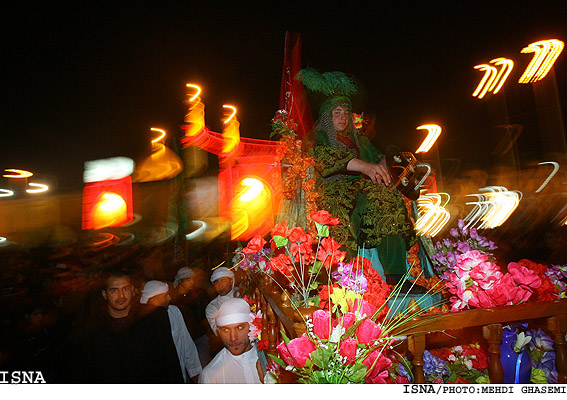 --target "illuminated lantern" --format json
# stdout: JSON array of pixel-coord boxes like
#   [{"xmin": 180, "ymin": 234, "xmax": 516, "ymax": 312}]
[
  {"xmin": 82, "ymin": 158, "xmax": 134, "ymax": 230},
  {"xmin": 218, "ymin": 155, "xmax": 282, "ymax": 241}
]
